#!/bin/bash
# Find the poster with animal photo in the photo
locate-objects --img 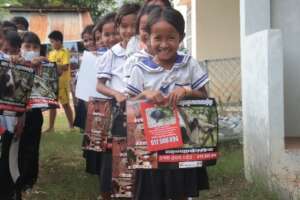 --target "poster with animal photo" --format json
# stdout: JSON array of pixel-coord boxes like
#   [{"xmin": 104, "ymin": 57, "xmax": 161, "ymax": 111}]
[
  {"xmin": 27, "ymin": 62, "xmax": 59, "ymax": 109},
  {"xmin": 126, "ymin": 98, "xmax": 218, "ymax": 169},
  {"xmin": 83, "ymin": 98, "xmax": 112, "ymax": 152},
  {"xmin": 140, "ymin": 102, "xmax": 183, "ymax": 152},
  {"xmin": 0, "ymin": 60, "xmax": 34, "ymax": 113},
  {"xmin": 111, "ymin": 137, "xmax": 134, "ymax": 198}
]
